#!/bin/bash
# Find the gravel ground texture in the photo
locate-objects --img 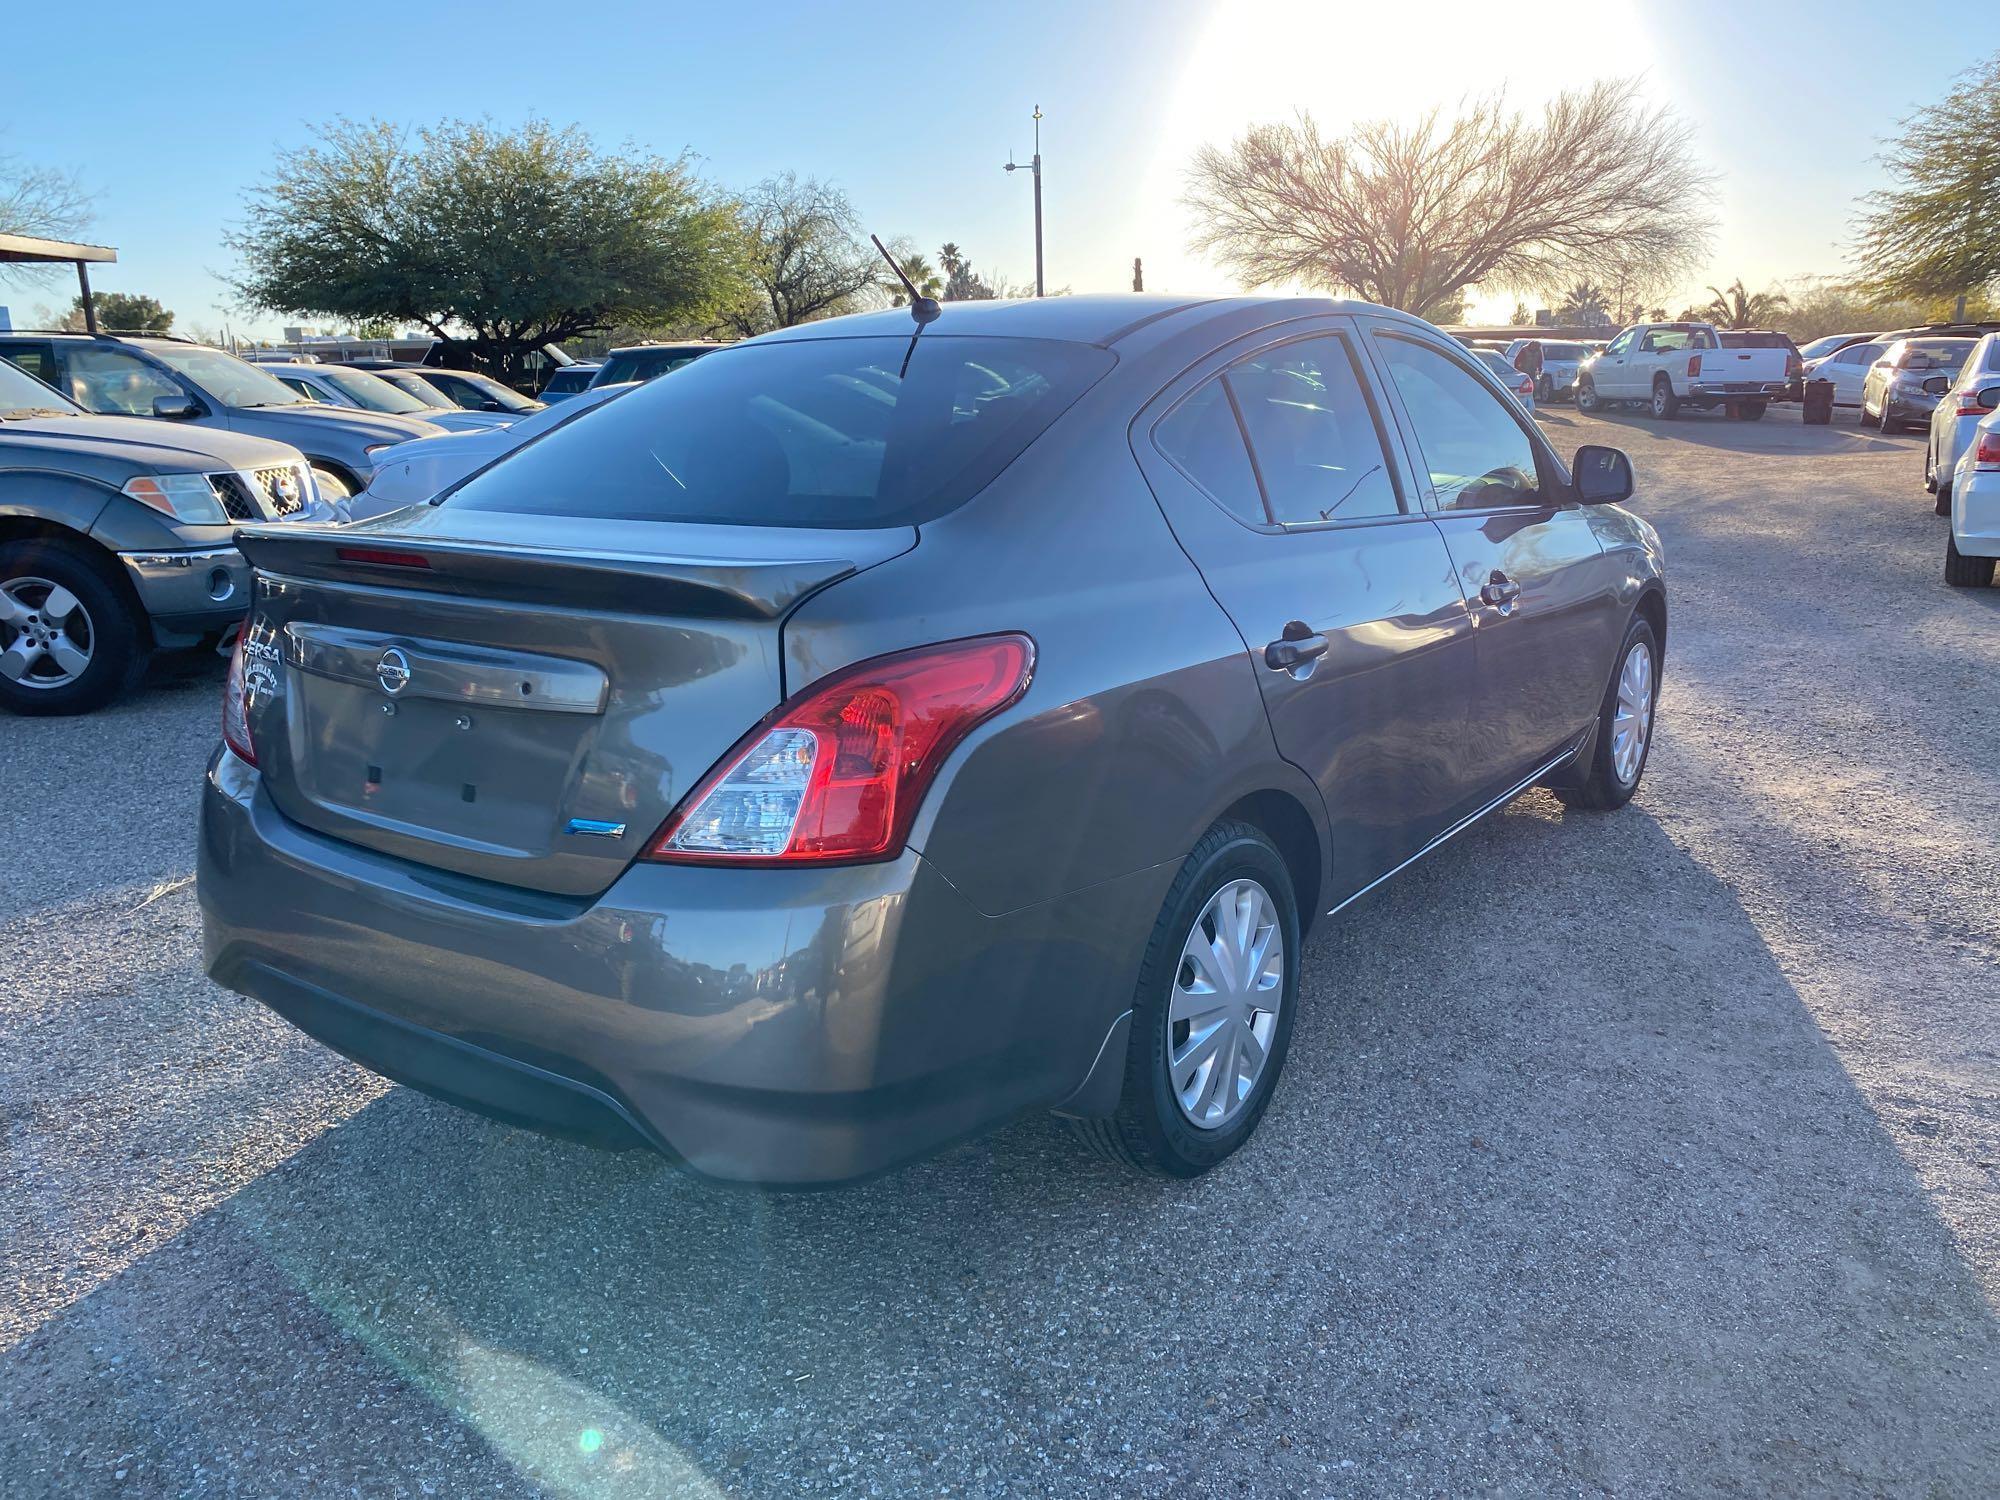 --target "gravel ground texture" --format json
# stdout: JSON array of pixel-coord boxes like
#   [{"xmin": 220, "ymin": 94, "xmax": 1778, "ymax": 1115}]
[{"xmin": 2, "ymin": 404, "xmax": 1997, "ymax": 1498}]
